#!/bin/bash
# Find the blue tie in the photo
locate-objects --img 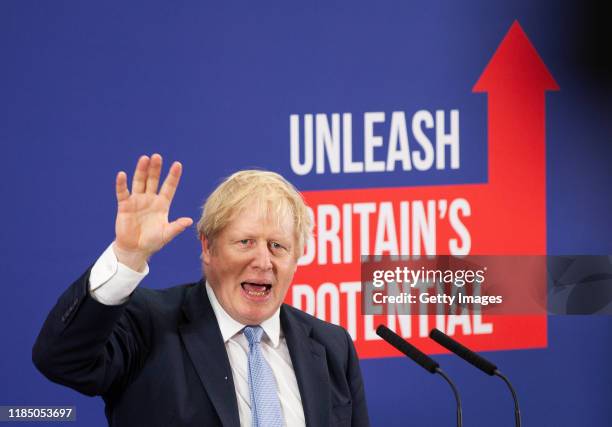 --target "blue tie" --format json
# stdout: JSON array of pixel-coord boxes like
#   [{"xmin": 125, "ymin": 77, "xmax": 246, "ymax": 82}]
[{"xmin": 243, "ymin": 325, "xmax": 283, "ymax": 427}]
